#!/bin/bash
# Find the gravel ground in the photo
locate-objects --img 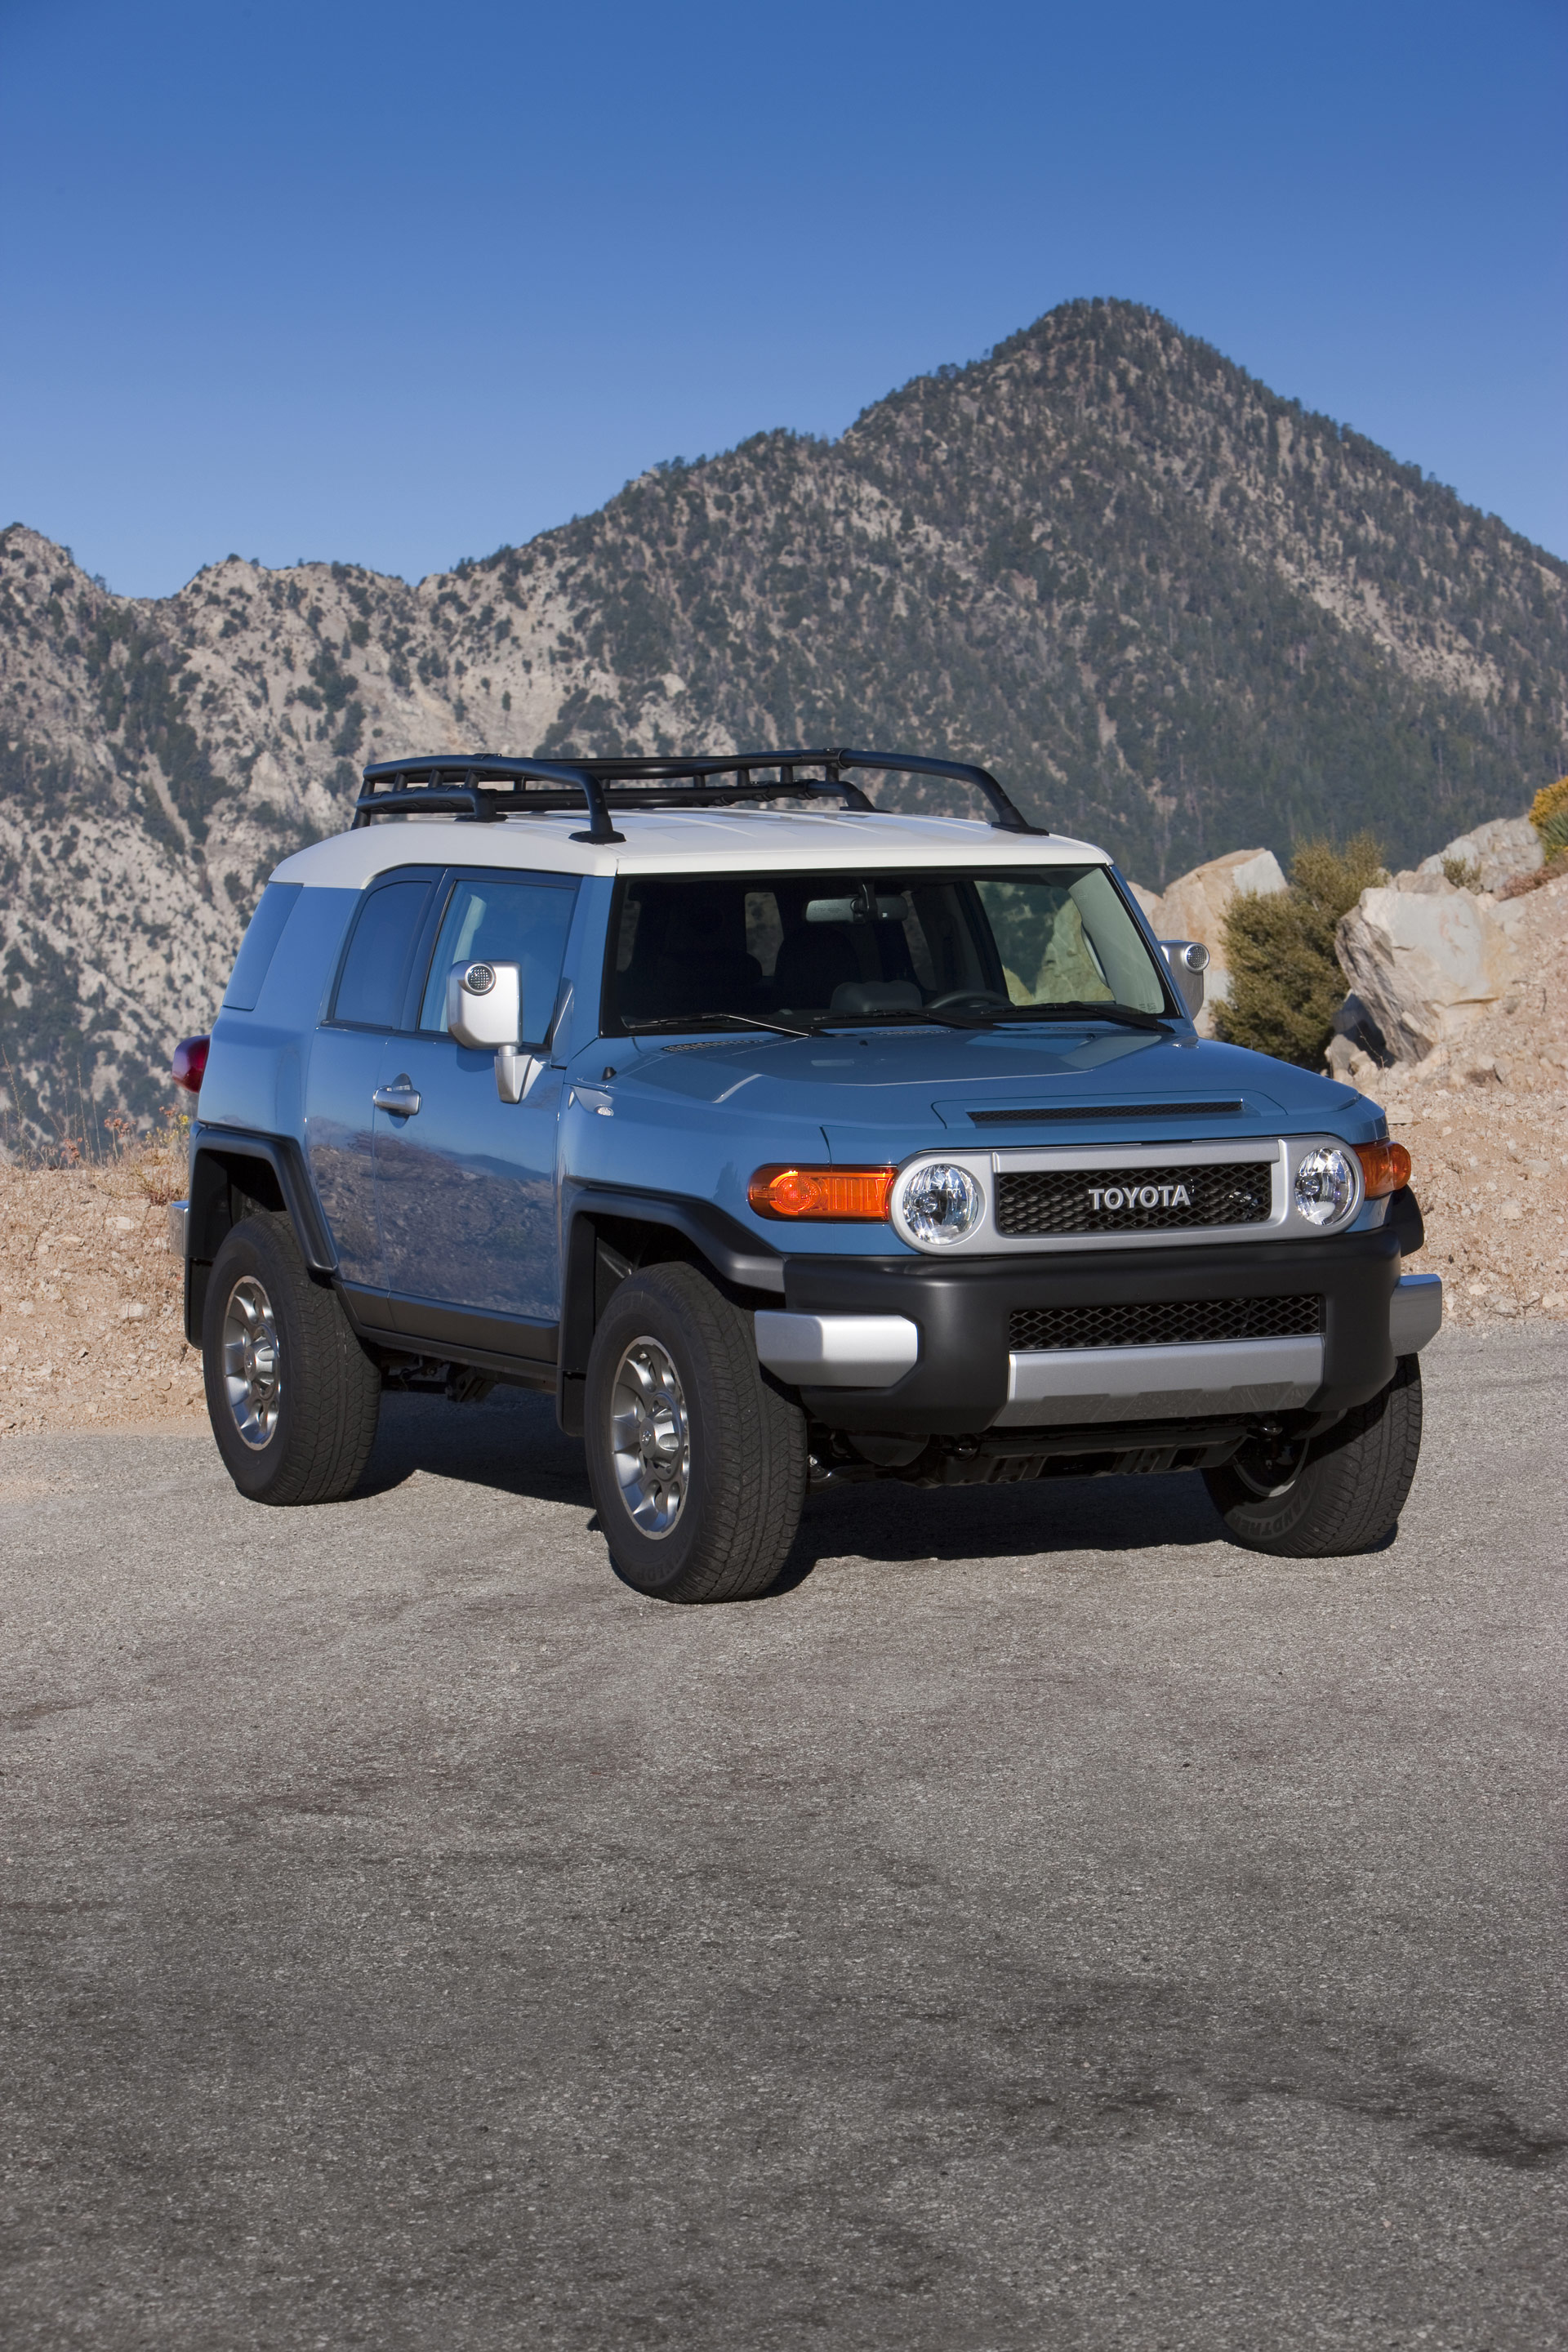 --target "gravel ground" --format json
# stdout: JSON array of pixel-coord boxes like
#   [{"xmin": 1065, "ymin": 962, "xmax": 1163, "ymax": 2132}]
[{"xmin": 1, "ymin": 1323, "xmax": 1564, "ymax": 2350}]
